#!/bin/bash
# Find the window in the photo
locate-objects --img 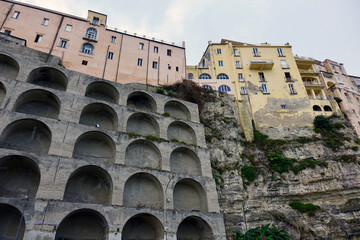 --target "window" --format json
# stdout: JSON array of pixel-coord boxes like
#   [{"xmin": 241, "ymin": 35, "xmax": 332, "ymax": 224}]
[
  {"xmin": 289, "ymin": 84, "xmax": 296, "ymax": 94},
  {"xmin": 261, "ymin": 84, "xmax": 268, "ymax": 93},
  {"xmin": 259, "ymin": 72, "xmax": 265, "ymax": 82},
  {"xmin": 281, "ymin": 60, "xmax": 289, "ymax": 69},
  {"xmin": 218, "ymin": 60, "xmax": 223, "ymax": 66},
  {"xmin": 167, "ymin": 49, "xmax": 172, "ymax": 56},
  {"xmin": 12, "ymin": 11, "xmax": 20, "ymax": 19},
  {"xmin": 4, "ymin": 30, "xmax": 11, "ymax": 35},
  {"xmin": 111, "ymin": 36, "xmax": 116, "ymax": 43},
  {"xmin": 233, "ymin": 49, "xmax": 239, "ymax": 56},
  {"xmin": 176, "ymin": 66, "xmax": 179, "ymax": 72},
  {"xmin": 154, "ymin": 46, "xmax": 158, "ymax": 53},
  {"xmin": 82, "ymin": 60, "xmax": 88, "ymax": 65},
  {"xmin": 240, "ymin": 87, "xmax": 247, "ymax": 94},
  {"xmin": 238, "ymin": 73, "xmax": 244, "ymax": 81},
  {"xmin": 60, "ymin": 39, "xmax": 67, "ymax": 48},
  {"xmin": 92, "ymin": 17, "xmax": 99, "ymax": 25},
  {"xmin": 188, "ymin": 73, "xmax": 193, "ymax": 79},
  {"xmin": 137, "ymin": 58, "xmax": 143, "ymax": 66},
  {"xmin": 199, "ymin": 74, "xmax": 211, "ymax": 79},
  {"xmin": 108, "ymin": 52, "xmax": 114, "ymax": 60},
  {"xmin": 332, "ymin": 65, "xmax": 337, "ymax": 72},
  {"xmin": 139, "ymin": 43, "xmax": 144, "ymax": 50},
  {"xmin": 85, "ymin": 28, "xmax": 97, "ymax": 40},
  {"xmin": 277, "ymin": 48, "xmax": 284, "ymax": 56},
  {"xmin": 281, "ymin": 105, "xmax": 287, "ymax": 109},
  {"xmin": 218, "ymin": 85, "xmax": 231, "ymax": 92},
  {"xmin": 236, "ymin": 61, "xmax": 241, "ymax": 68},
  {"xmin": 34, "ymin": 34, "xmax": 43, "ymax": 43},
  {"xmin": 152, "ymin": 61, "xmax": 158, "ymax": 69},
  {"xmin": 81, "ymin": 43, "xmax": 94, "ymax": 54},
  {"xmin": 285, "ymin": 72, "xmax": 291, "ymax": 81},
  {"xmin": 253, "ymin": 48, "xmax": 259, "ymax": 56},
  {"xmin": 168, "ymin": 64, "xmax": 171, "ymax": 70},
  {"xmin": 337, "ymin": 76, "xmax": 343, "ymax": 84},
  {"xmin": 217, "ymin": 49, "xmax": 222, "ymax": 54},
  {"xmin": 203, "ymin": 85, "xmax": 212, "ymax": 90},
  {"xmin": 217, "ymin": 73, "xmax": 229, "ymax": 79},
  {"xmin": 65, "ymin": 24, "xmax": 72, "ymax": 32},
  {"xmin": 42, "ymin": 18, "xmax": 49, "ymax": 26}
]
